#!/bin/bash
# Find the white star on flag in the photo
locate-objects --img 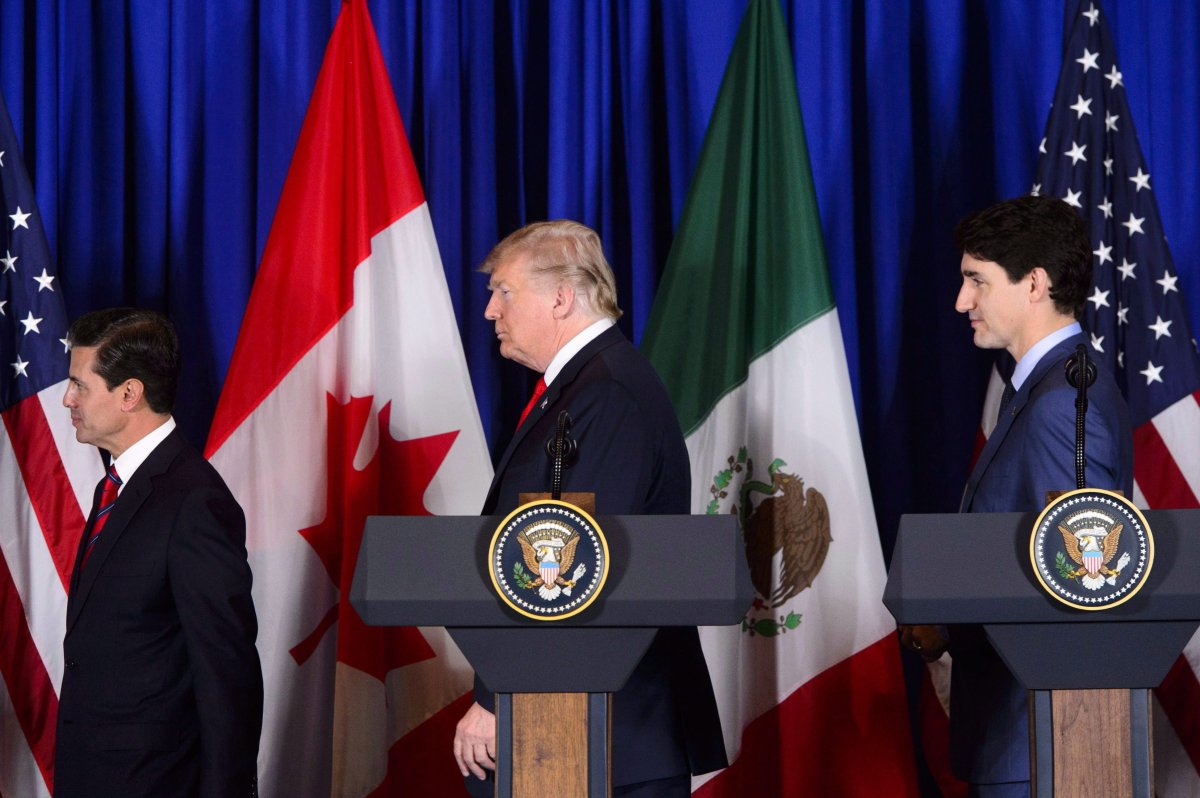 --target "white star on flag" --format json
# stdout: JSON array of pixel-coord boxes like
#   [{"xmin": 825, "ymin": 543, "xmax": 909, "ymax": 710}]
[
  {"xmin": 1065, "ymin": 141, "xmax": 1087, "ymax": 164},
  {"xmin": 1122, "ymin": 213, "xmax": 1145, "ymax": 236},
  {"xmin": 1070, "ymin": 94, "xmax": 1092, "ymax": 118},
  {"xmin": 1104, "ymin": 156, "xmax": 1113, "ymax": 175},
  {"xmin": 1148, "ymin": 316, "xmax": 1173, "ymax": 340},
  {"xmin": 1091, "ymin": 333, "xmax": 1104, "ymax": 353},
  {"xmin": 10, "ymin": 355, "xmax": 29, "ymax": 377},
  {"xmin": 1105, "ymin": 111, "xmax": 1119, "ymax": 131},
  {"xmin": 1098, "ymin": 198, "xmax": 1112, "ymax": 218},
  {"xmin": 1076, "ymin": 48, "xmax": 1099, "ymax": 72},
  {"xmin": 1064, "ymin": 188, "xmax": 1082, "ymax": 208},
  {"xmin": 1088, "ymin": 286, "xmax": 1110, "ymax": 309},
  {"xmin": 1093, "ymin": 240, "xmax": 1112, "ymax": 265},
  {"xmin": 1140, "ymin": 361, "xmax": 1164, "ymax": 385},
  {"xmin": 9, "ymin": 206, "xmax": 30, "ymax": 229},
  {"xmin": 0, "ymin": 299, "xmax": 6, "ymax": 316},
  {"xmin": 0, "ymin": 250, "xmax": 14, "ymax": 272},
  {"xmin": 1118, "ymin": 259, "xmax": 1137, "ymax": 281},
  {"xmin": 33, "ymin": 268, "xmax": 54, "ymax": 292},
  {"xmin": 1157, "ymin": 271, "xmax": 1179, "ymax": 294},
  {"xmin": 59, "ymin": 337, "xmax": 70, "ymax": 353},
  {"xmin": 1039, "ymin": 138, "xmax": 1047, "ymax": 154},
  {"xmin": 1083, "ymin": 3, "xmax": 1100, "ymax": 26},
  {"xmin": 1106, "ymin": 64, "xmax": 1124, "ymax": 88},
  {"xmin": 19, "ymin": 312, "xmax": 42, "ymax": 335},
  {"xmin": 1129, "ymin": 168, "xmax": 1151, "ymax": 191},
  {"xmin": 1116, "ymin": 304, "xmax": 1129, "ymax": 325}
]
